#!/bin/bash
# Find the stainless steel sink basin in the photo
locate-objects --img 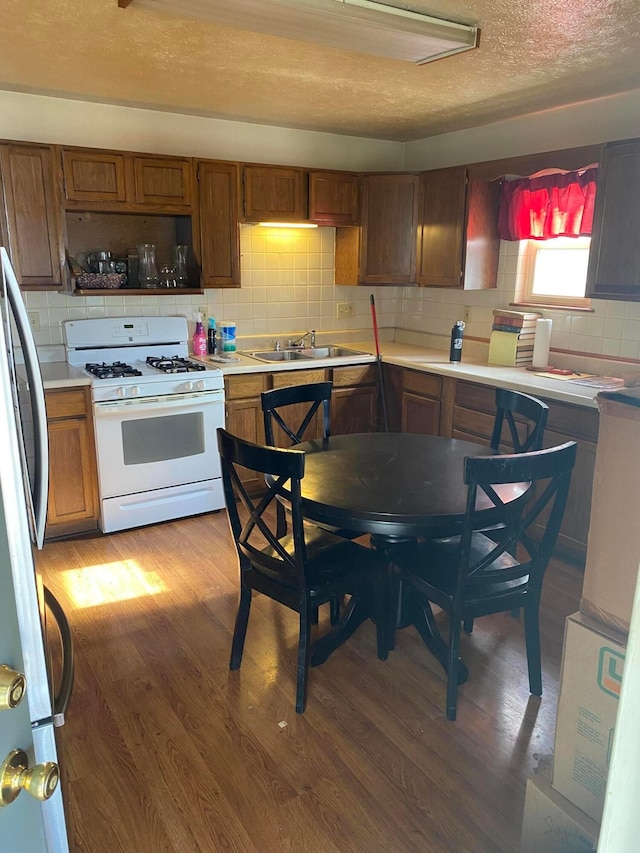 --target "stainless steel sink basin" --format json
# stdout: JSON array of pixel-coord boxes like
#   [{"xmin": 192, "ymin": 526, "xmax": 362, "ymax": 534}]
[
  {"xmin": 298, "ymin": 346, "xmax": 367, "ymax": 359},
  {"xmin": 244, "ymin": 350, "xmax": 313, "ymax": 362},
  {"xmin": 243, "ymin": 345, "xmax": 369, "ymax": 363}
]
